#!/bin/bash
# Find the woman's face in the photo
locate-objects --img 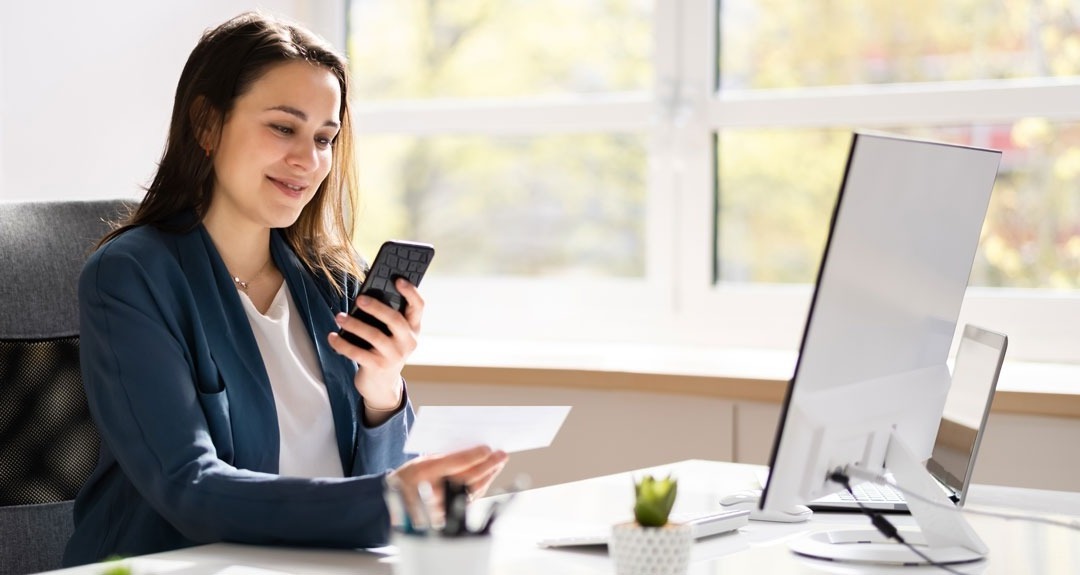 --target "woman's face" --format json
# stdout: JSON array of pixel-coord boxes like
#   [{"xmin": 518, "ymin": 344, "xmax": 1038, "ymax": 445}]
[{"xmin": 208, "ymin": 60, "xmax": 341, "ymax": 231}]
